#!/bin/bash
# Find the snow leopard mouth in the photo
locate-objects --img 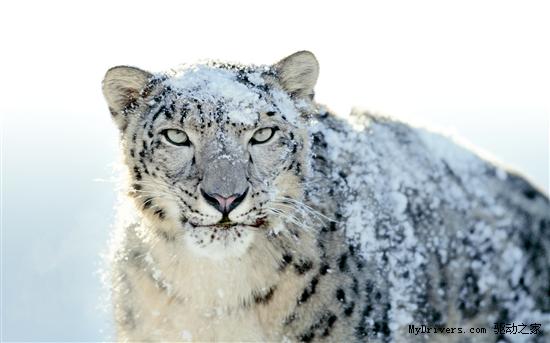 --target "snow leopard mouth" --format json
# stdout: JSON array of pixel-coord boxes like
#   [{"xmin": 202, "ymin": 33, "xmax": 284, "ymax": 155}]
[{"xmin": 188, "ymin": 217, "xmax": 267, "ymax": 230}]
